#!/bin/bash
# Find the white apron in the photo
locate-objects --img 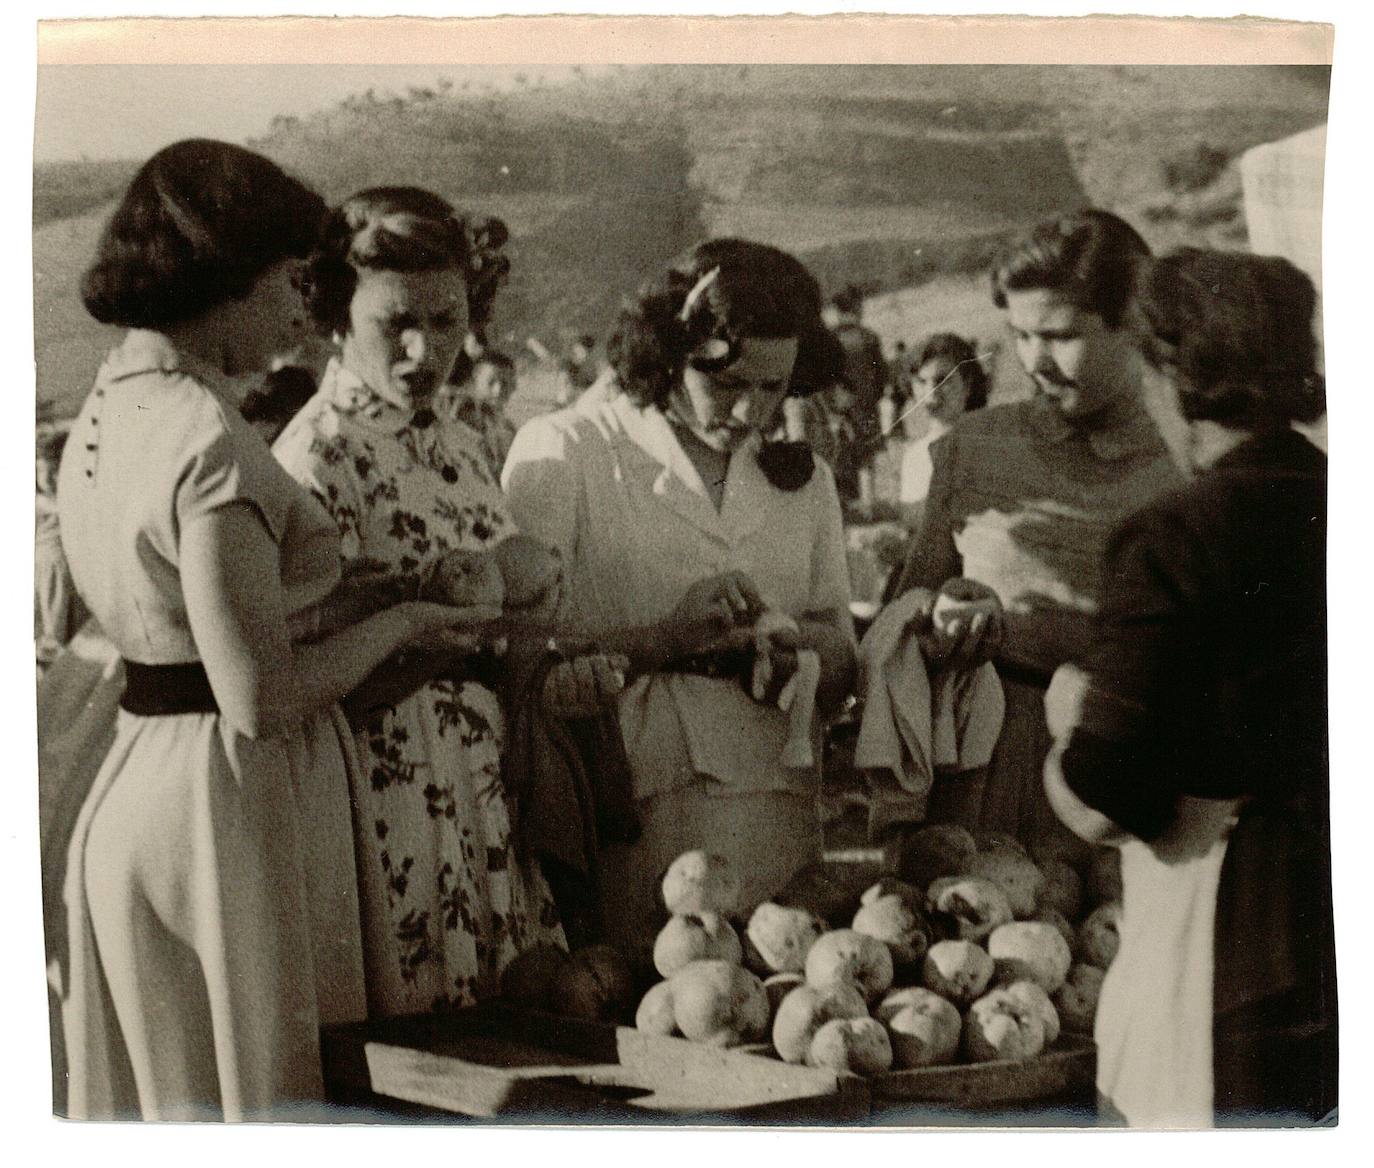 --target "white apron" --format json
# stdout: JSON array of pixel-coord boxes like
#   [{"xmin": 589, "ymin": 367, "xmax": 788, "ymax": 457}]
[{"xmin": 1095, "ymin": 798, "xmax": 1242, "ymax": 1129}]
